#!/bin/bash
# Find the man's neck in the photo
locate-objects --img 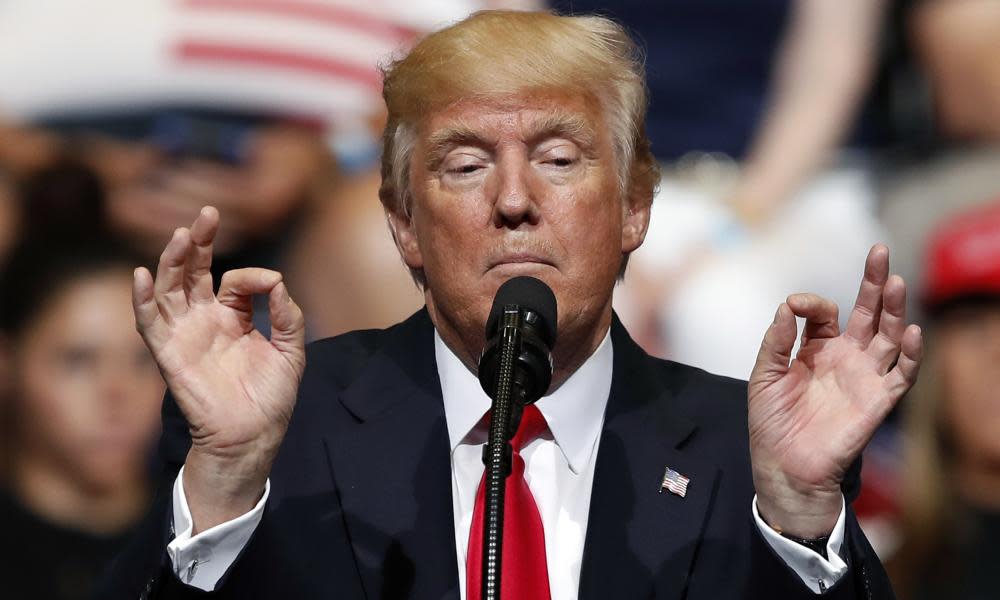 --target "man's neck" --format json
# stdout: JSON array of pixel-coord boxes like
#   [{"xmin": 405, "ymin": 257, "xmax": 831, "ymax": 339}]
[
  {"xmin": 548, "ymin": 307, "xmax": 614, "ymax": 392},
  {"xmin": 426, "ymin": 297, "xmax": 613, "ymax": 393}
]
